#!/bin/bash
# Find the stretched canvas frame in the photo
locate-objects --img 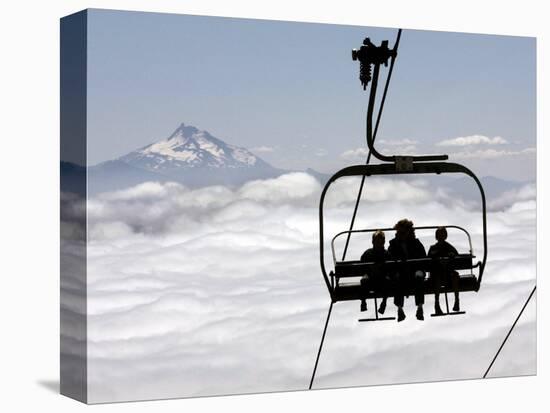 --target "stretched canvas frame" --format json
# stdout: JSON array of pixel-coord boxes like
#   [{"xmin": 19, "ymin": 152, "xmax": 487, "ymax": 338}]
[{"xmin": 60, "ymin": 8, "xmax": 537, "ymax": 404}]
